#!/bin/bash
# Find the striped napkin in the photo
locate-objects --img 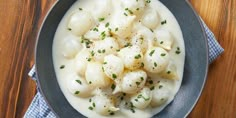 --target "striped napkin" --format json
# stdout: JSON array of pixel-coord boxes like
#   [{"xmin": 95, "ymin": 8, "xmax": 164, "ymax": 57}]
[{"xmin": 24, "ymin": 20, "xmax": 224, "ymax": 118}]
